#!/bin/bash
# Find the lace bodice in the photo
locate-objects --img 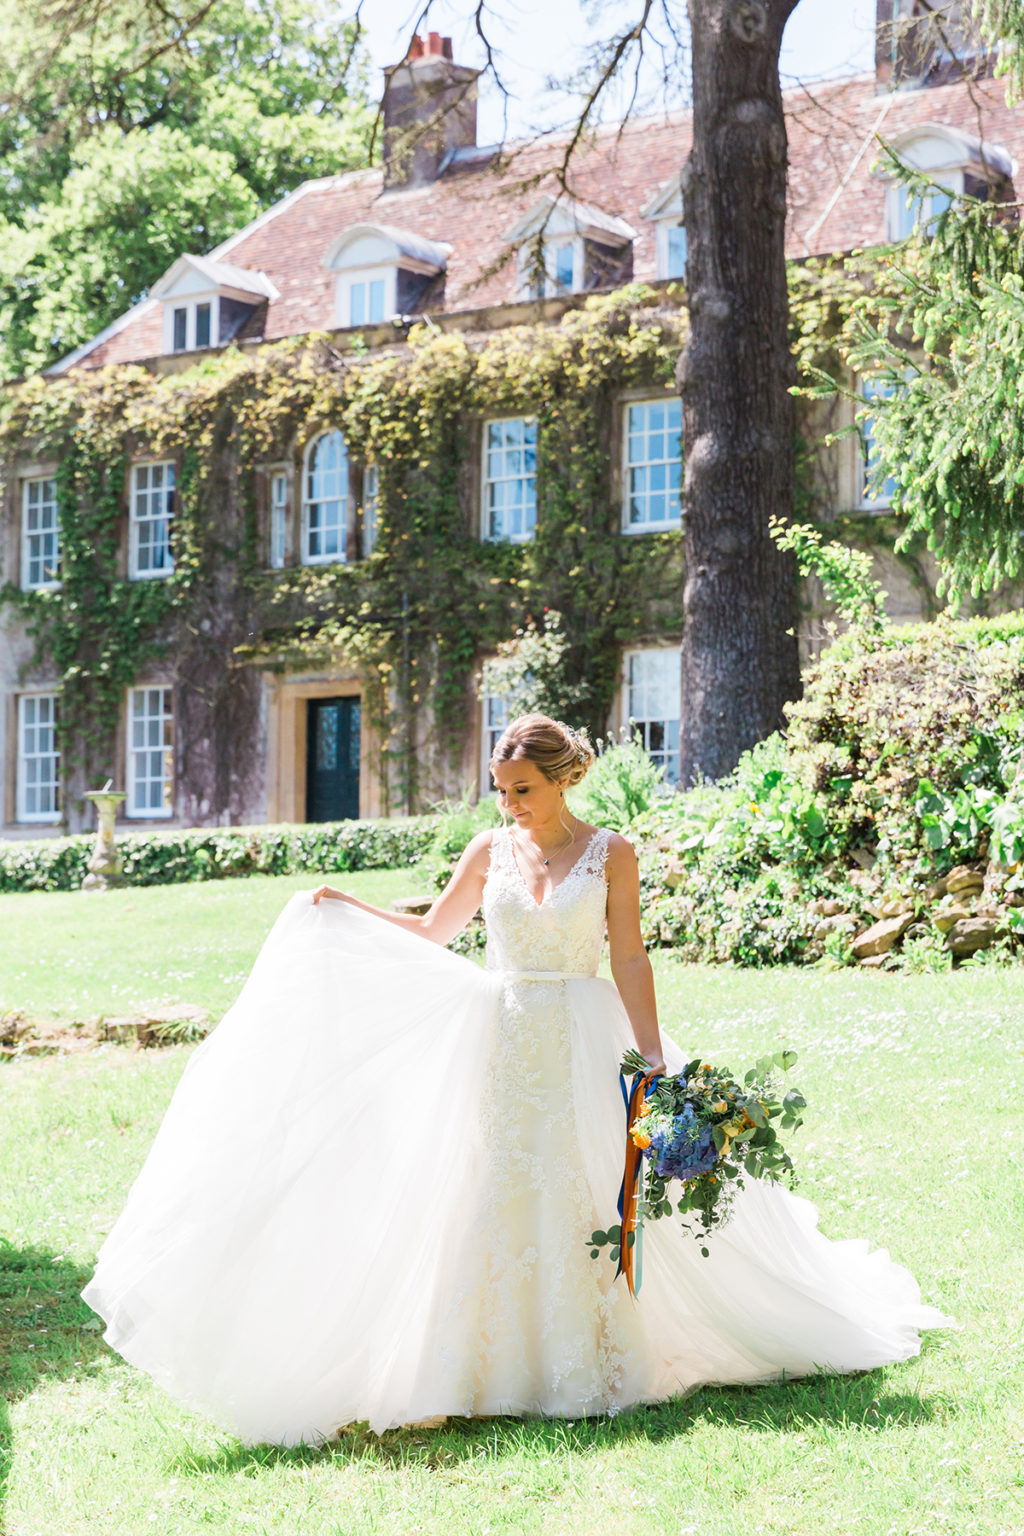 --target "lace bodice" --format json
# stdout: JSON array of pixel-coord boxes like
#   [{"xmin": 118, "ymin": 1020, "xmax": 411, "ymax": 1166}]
[{"xmin": 482, "ymin": 826, "xmax": 611, "ymax": 976}]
